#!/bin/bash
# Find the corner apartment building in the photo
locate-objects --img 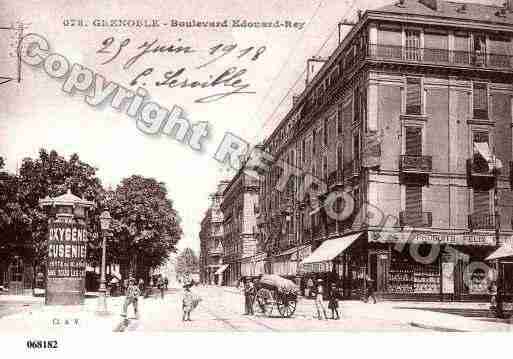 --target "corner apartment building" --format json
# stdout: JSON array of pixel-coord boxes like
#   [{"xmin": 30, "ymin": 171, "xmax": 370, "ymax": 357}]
[
  {"xmin": 258, "ymin": 0, "xmax": 513, "ymax": 300},
  {"xmin": 220, "ymin": 168, "xmax": 260, "ymax": 286},
  {"xmin": 199, "ymin": 181, "xmax": 229, "ymax": 285}
]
